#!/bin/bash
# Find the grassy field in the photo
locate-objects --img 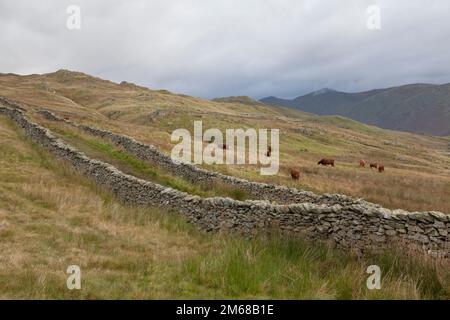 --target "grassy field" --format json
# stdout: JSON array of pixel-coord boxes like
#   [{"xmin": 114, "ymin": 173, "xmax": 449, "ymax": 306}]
[
  {"xmin": 34, "ymin": 110, "xmax": 450, "ymax": 213},
  {"xmin": 1, "ymin": 70, "xmax": 450, "ymax": 299},
  {"xmin": 1, "ymin": 70, "xmax": 450, "ymax": 213},
  {"xmin": 1, "ymin": 114, "xmax": 450, "ymax": 300}
]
